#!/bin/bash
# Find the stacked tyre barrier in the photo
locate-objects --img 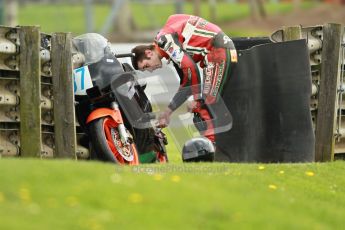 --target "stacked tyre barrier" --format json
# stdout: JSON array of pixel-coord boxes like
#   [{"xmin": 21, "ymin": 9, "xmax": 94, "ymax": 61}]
[
  {"xmin": 271, "ymin": 23, "xmax": 345, "ymax": 161},
  {"xmin": 0, "ymin": 26, "xmax": 20, "ymax": 157},
  {"xmin": 0, "ymin": 25, "xmax": 88, "ymax": 159}
]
